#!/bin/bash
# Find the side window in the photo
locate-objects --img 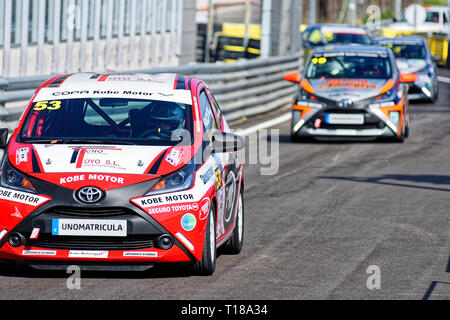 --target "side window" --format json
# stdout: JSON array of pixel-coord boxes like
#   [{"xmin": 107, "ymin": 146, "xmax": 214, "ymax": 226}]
[
  {"xmin": 302, "ymin": 28, "xmax": 311, "ymax": 41},
  {"xmin": 199, "ymin": 90, "xmax": 218, "ymax": 141},
  {"xmin": 206, "ymin": 90, "xmax": 223, "ymax": 130}
]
